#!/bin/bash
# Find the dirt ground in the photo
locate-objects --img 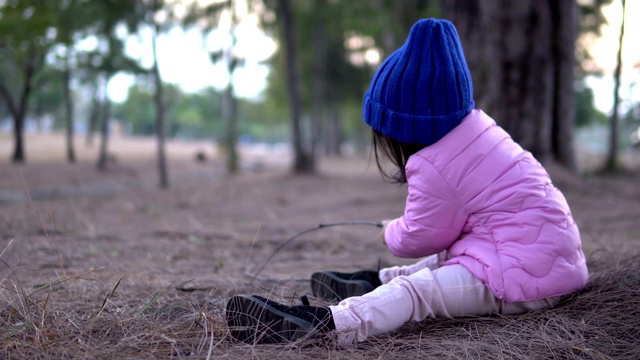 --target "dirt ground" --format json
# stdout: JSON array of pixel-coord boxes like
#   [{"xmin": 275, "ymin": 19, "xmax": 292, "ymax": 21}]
[{"xmin": 1, "ymin": 133, "xmax": 639, "ymax": 358}]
